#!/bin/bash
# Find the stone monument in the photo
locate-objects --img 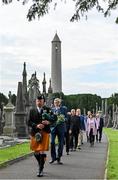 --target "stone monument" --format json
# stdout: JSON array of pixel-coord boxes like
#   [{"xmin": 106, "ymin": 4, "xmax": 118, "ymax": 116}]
[
  {"xmin": 3, "ymin": 91, "xmax": 16, "ymax": 137},
  {"xmin": 28, "ymin": 72, "xmax": 40, "ymax": 107},
  {"xmin": 42, "ymin": 72, "xmax": 46, "ymax": 95},
  {"xmin": 14, "ymin": 82, "xmax": 28, "ymax": 138}
]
